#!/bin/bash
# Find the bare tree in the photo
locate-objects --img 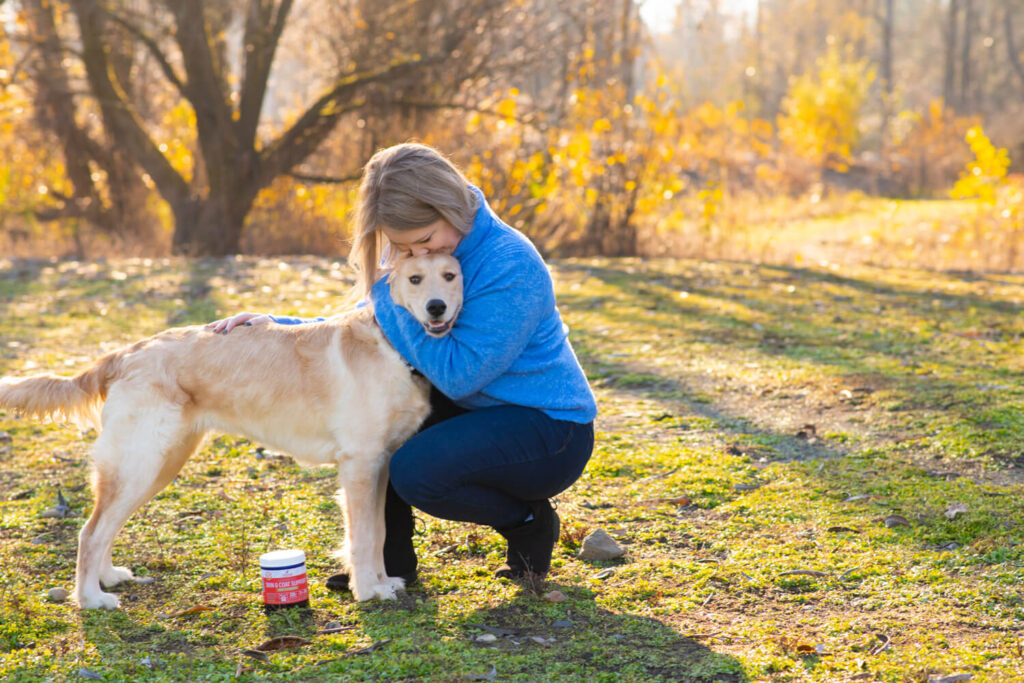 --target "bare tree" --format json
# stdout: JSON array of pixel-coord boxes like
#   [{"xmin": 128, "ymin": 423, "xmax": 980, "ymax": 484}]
[
  {"xmin": 877, "ymin": 0, "xmax": 894, "ymax": 145},
  {"xmin": 14, "ymin": 0, "xmax": 507, "ymax": 255},
  {"xmin": 943, "ymin": 0, "xmax": 960, "ymax": 109},
  {"xmin": 1005, "ymin": 3, "xmax": 1024, "ymax": 88},
  {"xmin": 959, "ymin": 0, "xmax": 974, "ymax": 111},
  {"xmin": 22, "ymin": 0, "xmax": 155, "ymax": 248}
]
